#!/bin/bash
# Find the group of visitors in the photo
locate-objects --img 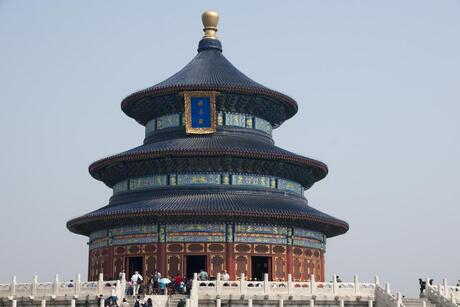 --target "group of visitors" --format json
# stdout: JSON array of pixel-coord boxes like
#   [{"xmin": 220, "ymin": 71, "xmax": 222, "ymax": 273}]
[
  {"xmin": 418, "ymin": 278, "xmax": 434, "ymax": 295},
  {"xmin": 124, "ymin": 270, "xmax": 194, "ymax": 296},
  {"xmin": 118, "ymin": 268, "xmax": 232, "ymax": 297}
]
